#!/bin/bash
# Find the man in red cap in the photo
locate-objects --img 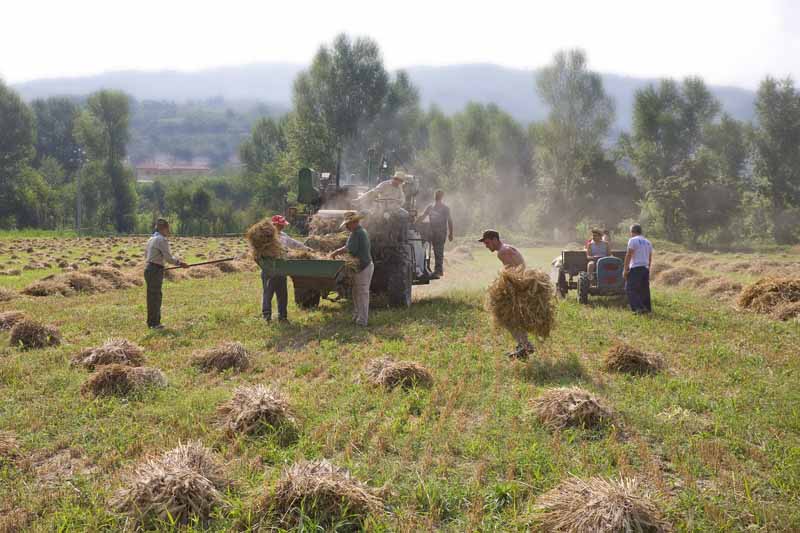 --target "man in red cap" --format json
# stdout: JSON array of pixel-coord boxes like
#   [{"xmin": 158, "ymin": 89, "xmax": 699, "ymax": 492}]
[{"xmin": 262, "ymin": 215, "xmax": 307, "ymax": 322}]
